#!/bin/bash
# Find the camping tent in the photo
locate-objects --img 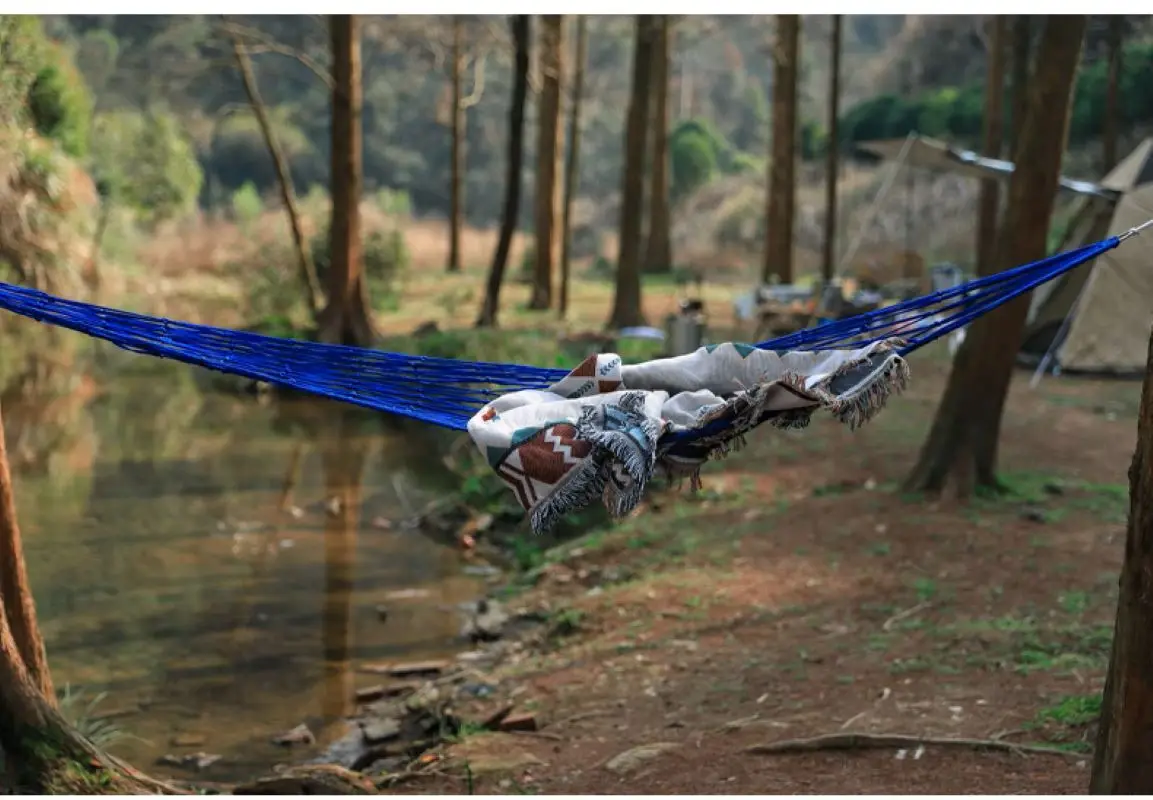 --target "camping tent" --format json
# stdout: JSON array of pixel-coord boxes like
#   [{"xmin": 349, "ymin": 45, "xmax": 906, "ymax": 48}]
[{"xmin": 1019, "ymin": 138, "xmax": 1153, "ymax": 375}]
